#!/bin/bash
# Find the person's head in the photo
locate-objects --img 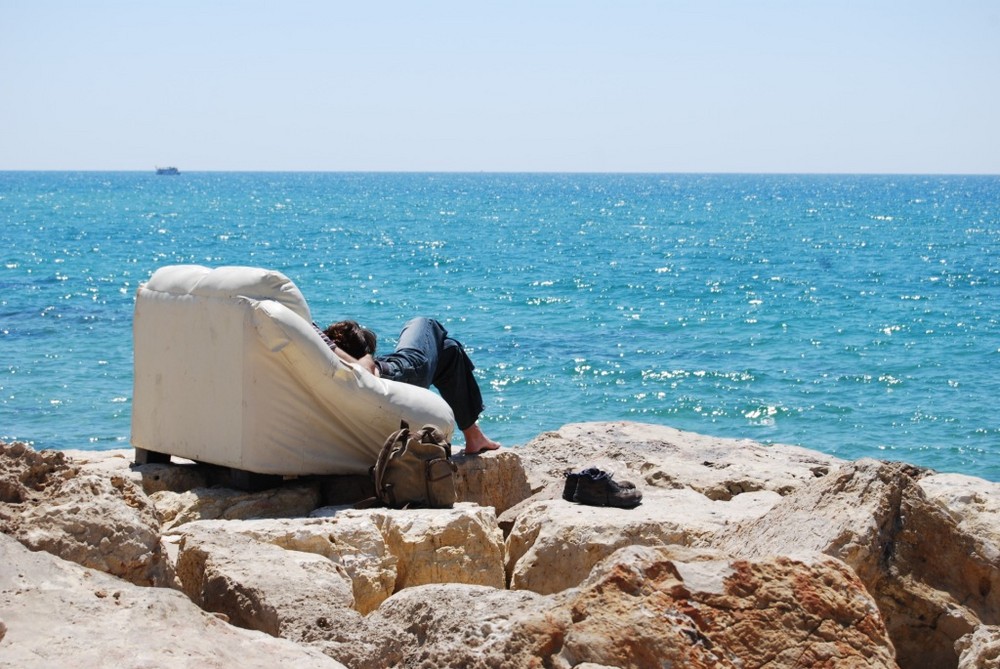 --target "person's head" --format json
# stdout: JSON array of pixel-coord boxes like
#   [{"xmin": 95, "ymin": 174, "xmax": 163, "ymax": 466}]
[{"xmin": 324, "ymin": 320, "xmax": 377, "ymax": 359}]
